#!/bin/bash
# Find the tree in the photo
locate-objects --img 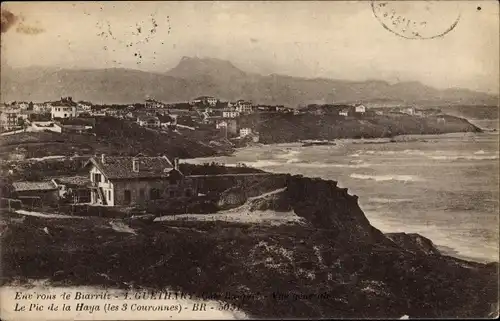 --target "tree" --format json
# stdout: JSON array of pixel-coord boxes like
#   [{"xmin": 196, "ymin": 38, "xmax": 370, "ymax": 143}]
[{"xmin": 28, "ymin": 102, "xmax": 34, "ymax": 110}]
